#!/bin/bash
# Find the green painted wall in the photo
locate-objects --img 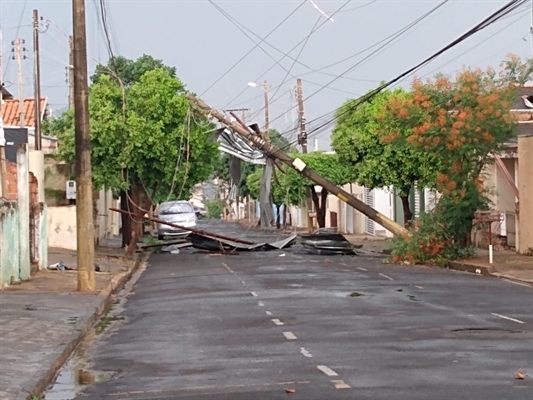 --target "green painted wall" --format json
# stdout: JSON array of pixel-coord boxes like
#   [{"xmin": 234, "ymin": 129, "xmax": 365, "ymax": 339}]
[{"xmin": 0, "ymin": 201, "xmax": 21, "ymax": 287}]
